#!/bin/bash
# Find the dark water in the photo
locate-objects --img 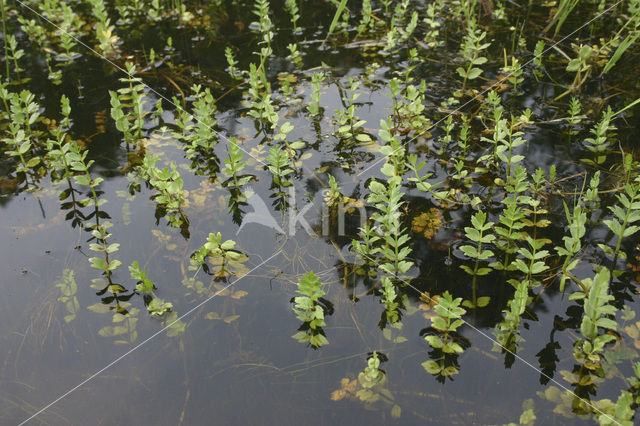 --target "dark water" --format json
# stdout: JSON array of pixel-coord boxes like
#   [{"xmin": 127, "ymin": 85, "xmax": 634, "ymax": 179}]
[{"xmin": 2, "ymin": 0, "xmax": 640, "ymax": 424}]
